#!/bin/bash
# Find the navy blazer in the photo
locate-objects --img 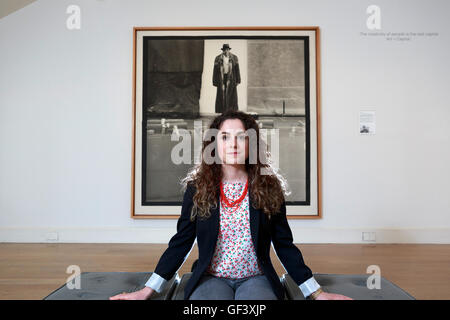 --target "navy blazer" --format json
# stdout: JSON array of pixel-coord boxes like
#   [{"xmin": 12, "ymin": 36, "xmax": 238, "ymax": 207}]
[{"xmin": 153, "ymin": 183, "xmax": 313, "ymax": 300}]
